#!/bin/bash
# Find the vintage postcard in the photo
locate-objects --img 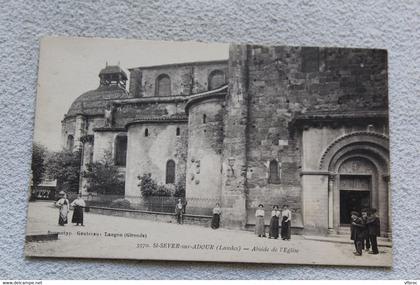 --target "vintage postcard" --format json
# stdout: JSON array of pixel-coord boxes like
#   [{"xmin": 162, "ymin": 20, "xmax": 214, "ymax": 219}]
[{"xmin": 26, "ymin": 36, "xmax": 392, "ymax": 266}]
